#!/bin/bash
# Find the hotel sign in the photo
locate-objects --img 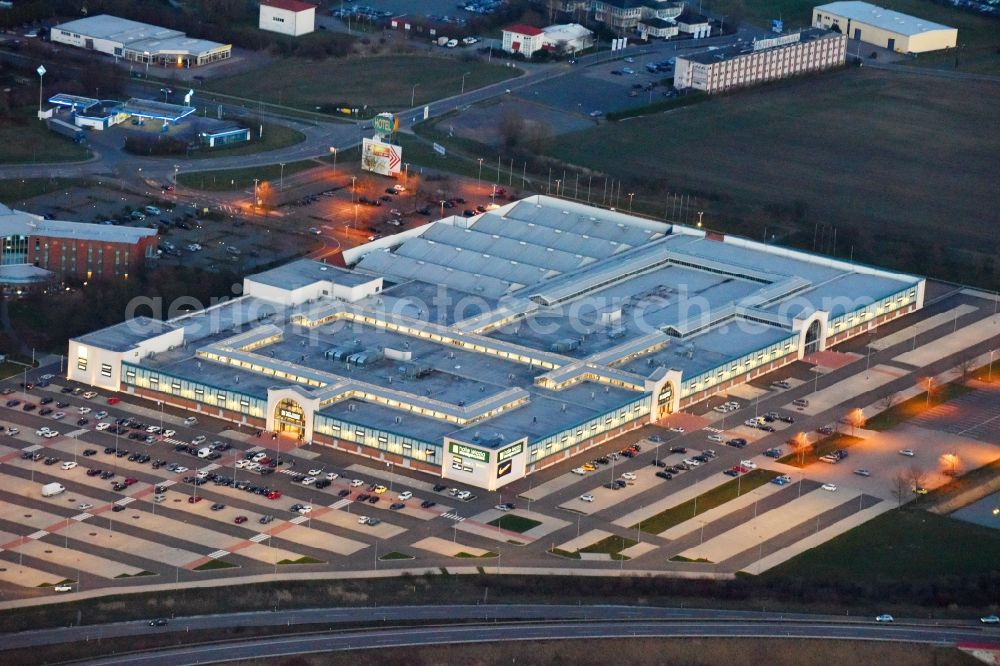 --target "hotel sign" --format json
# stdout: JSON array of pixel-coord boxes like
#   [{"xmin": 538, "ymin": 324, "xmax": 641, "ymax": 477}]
[
  {"xmin": 448, "ymin": 442, "xmax": 489, "ymax": 463},
  {"xmin": 753, "ymin": 33, "xmax": 800, "ymax": 51}
]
